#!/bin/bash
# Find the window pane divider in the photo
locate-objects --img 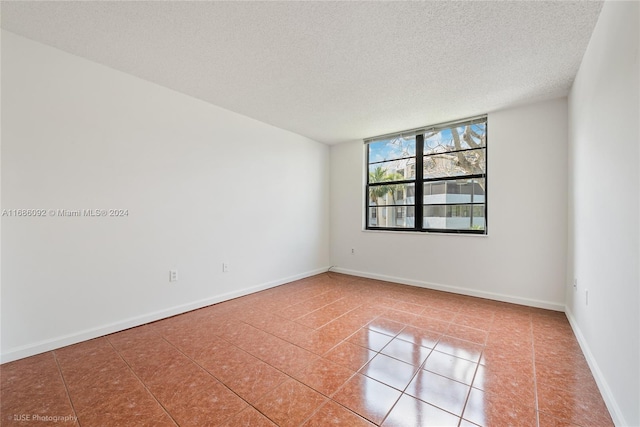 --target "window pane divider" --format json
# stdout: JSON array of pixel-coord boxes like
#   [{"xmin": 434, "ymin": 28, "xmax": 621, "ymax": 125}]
[
  {"xmin": 415, "ymin": 134, "xmax": 424, "ymax": 229},
  {"xmin": 423, "ymin": 203, "xmax": 485, "ymax": 206},
  {"xmin": 423, "ymin": 147, "xmax": 486, "ymax": 157},
  {"xmin": 368, "ymin": 180, "xmax": 416, "ymax": 186},
  {"xmin": 369, "ymin": 155, "xmax": 416, "ymax": 166},
  {"xmin": 365, "ymin": 116, "xmax": 487, "ymax": 233},
  {"xmin": 422, "ymin": 174, "xmax": 485, "ymax": 183}
]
